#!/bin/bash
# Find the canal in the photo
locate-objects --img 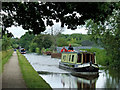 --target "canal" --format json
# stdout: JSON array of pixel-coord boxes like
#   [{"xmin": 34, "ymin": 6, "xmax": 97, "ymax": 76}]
[{"xmin": 24, "ymin": 53, "xmax": 120, "ymax": 88}]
